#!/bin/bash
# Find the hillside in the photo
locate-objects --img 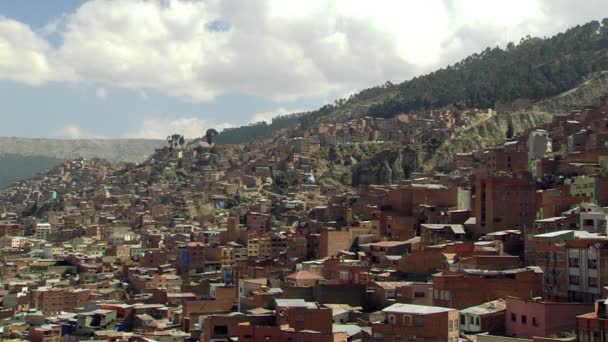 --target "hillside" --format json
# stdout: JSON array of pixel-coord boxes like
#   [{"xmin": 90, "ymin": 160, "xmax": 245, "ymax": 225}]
[
  {"xmin": 0, "ymin": 154, "xmax": 66, "ymax": 189},
  {"xmin": 0, "ymin": 138, "xmax": 164, "ymax": 189},
  {"xmin": 3, "ymin": 20, "xmax": 608, "ymax": 189},
  {"xmin": 213, "ymin": 19, "xmax": 608, "ymax": 145},
  {"xmin": 424, "ymin": 70, "xmax": 608, "ymax": 170}
]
